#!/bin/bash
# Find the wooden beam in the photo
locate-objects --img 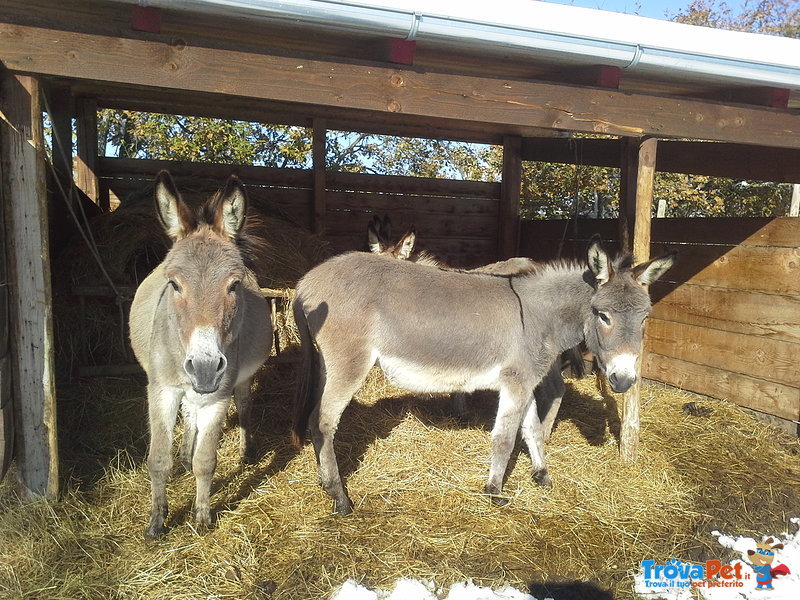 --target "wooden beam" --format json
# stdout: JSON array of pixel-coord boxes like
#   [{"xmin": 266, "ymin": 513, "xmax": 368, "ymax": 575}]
[
  {"xmin": 312, "ymin": 118, "xmax": 327, "ymax": 235},
  {"xmin": 499, "ymin": 136, "xmax": 522, "ymax": 259},
  {"xmin": 2, "ymin": 23, "xmax": 800, "ymax": 148},
  {"xmin": 539, "ymin": 65, "xmax": 621, "ymax": 89},
  {"xmin": 75, "ymin": 96, "xmax": 101, "ymax": 207},
  {"xmin": 523, "ymin": 138, "xmax": 800, "ymax": 184},
  {"xmin": 0, "ymin": 71, "xmax": 58, "ymax": 498},
  {"xmin": 692, "ymin": 86, "xmax": 791, "ymax": 109}
]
